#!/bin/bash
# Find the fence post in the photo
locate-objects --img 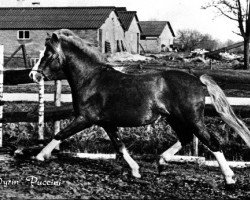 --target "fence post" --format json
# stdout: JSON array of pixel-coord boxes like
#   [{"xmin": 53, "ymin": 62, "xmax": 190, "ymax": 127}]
[
  {"xmin": 193, "ymin": 136, "xmax": 198, "ymax": 156},
  {"xmin": 0, "ymin": 45, "xmax": 3, "ymax": 147},
  {"xmin": 54, "ymin": 80, "xmax": 61, "ymax": 150},
  {"xmin": 38, "ymin": 78, "xmax": 44, "ymax": 140}
]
